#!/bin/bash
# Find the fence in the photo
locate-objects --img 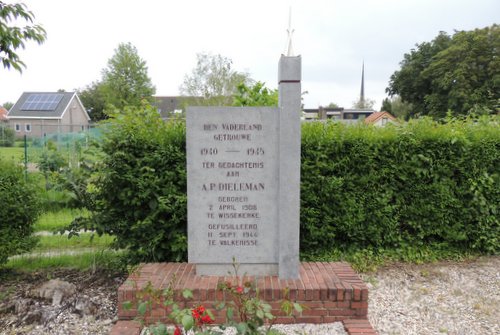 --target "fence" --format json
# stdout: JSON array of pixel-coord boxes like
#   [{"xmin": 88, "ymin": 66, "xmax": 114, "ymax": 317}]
[{"xmin": 0, "ymin": 125, "xmax": 102, "ymax": 171}]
